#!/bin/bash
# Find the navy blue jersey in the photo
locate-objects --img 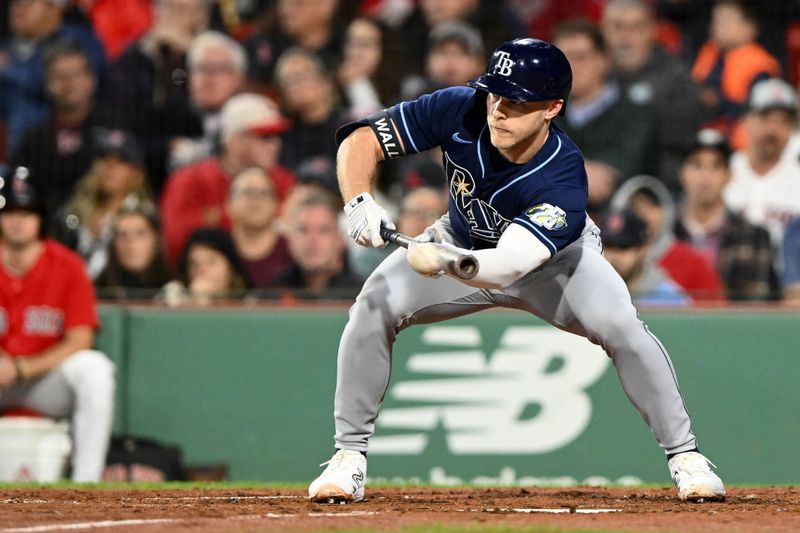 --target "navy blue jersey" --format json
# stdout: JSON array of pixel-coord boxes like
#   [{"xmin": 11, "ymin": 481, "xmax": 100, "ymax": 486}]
[{"xmin": 337, "ymin": 87, "xmax": 589, "ymax": 255}]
